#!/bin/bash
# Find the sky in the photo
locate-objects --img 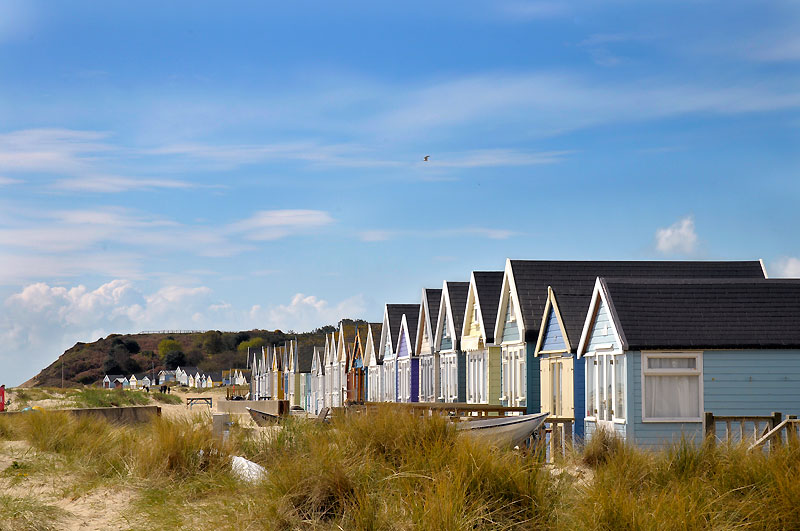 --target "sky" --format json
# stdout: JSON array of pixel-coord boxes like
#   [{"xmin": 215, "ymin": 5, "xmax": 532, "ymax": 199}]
[{"xmin": 1, "ymin": 1, "xmax": 799, "ymax": 386}]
